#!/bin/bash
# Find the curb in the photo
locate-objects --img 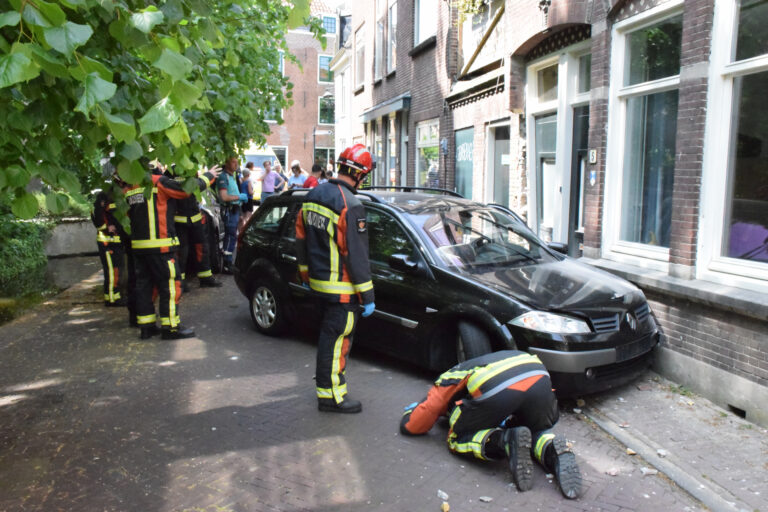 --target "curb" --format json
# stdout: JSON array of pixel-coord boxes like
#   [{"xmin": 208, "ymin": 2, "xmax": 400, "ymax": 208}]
[{"xmin": 584, "ymin": 406, "xmax": 750, "ymax": 512}]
